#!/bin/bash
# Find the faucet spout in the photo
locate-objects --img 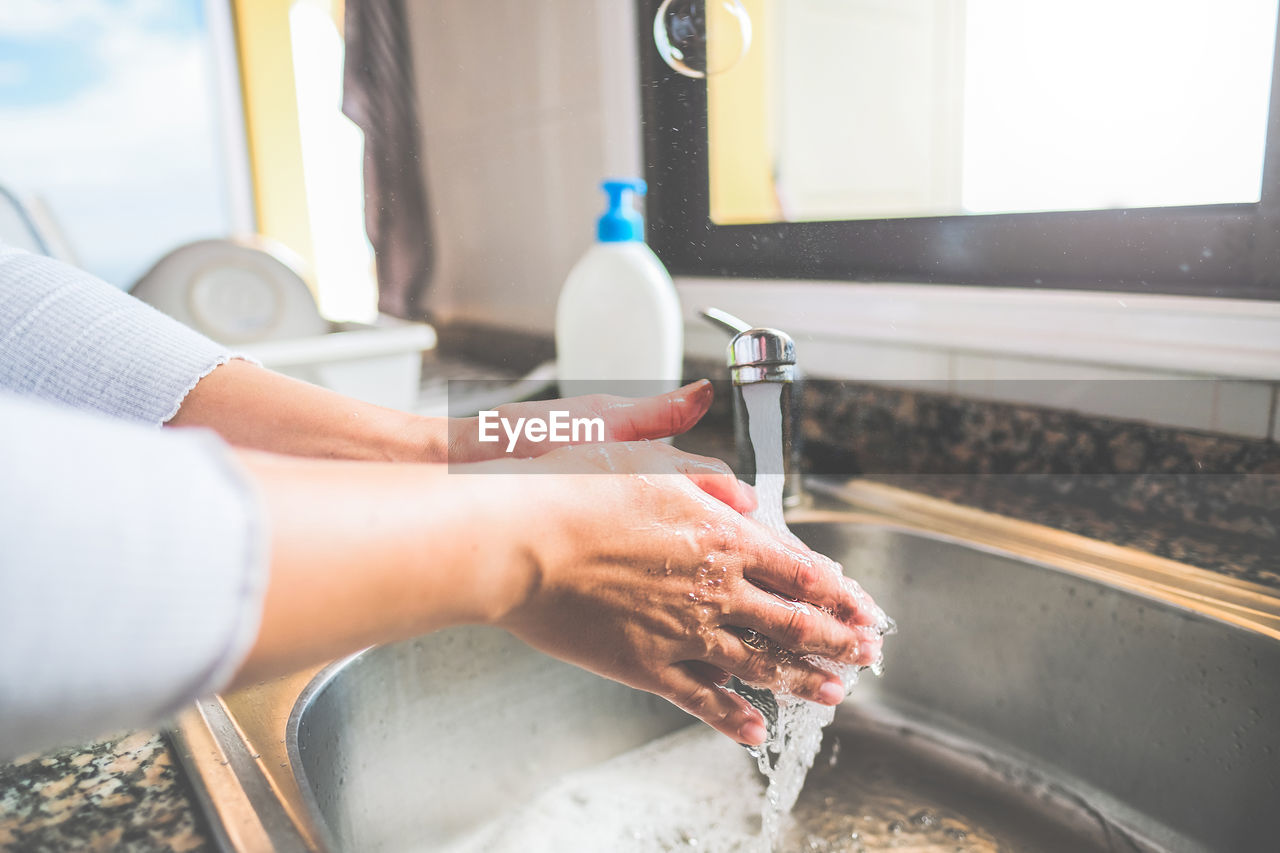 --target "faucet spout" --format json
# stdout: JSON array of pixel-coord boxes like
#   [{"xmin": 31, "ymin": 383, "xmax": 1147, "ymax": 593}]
[
  {"xmin": 697, "ymin": 307, "xmax": 796, "ymax": 383},
  {"xmin": 728, "ymin": 327, "xmax": 796, "ymax": 384},
  {"xmin": 699, "ymin": 307, "xmax": 806, "ymax": 507}
]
